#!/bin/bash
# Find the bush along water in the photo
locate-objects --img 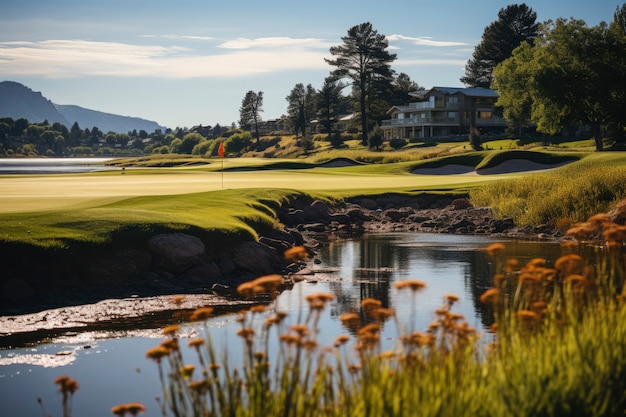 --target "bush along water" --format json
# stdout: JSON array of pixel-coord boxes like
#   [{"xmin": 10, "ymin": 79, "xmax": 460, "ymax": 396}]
[{"xmin": 45, "ymin": 204, "xmax": 626, "ymax": 416}]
